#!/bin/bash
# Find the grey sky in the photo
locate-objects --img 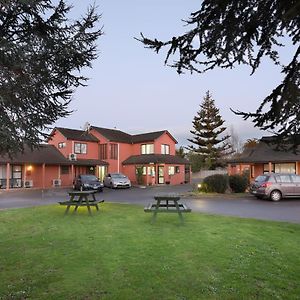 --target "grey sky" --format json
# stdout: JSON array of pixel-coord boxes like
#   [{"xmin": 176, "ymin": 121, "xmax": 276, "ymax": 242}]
[{"xmin": 54, "ymin": 0, "xmax": 293, "ymax": 147}]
